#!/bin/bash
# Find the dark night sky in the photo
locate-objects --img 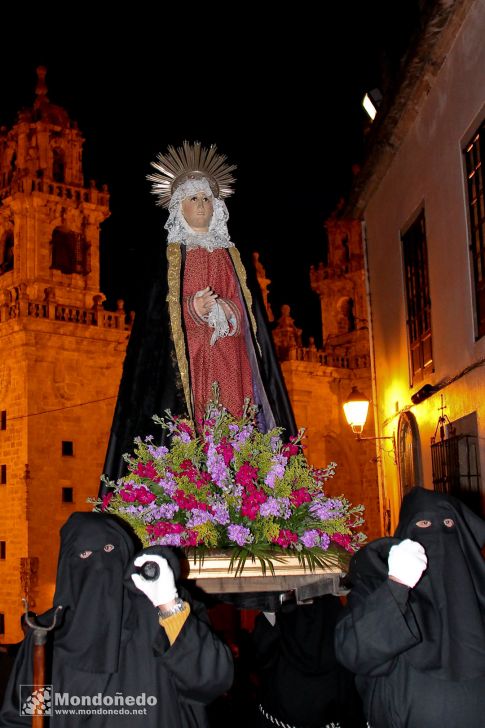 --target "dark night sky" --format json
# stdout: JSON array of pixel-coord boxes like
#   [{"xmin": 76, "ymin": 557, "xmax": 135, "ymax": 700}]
[{"xmin": 2, "ymin": 3, "xmax": 421, "ymax": 346}]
